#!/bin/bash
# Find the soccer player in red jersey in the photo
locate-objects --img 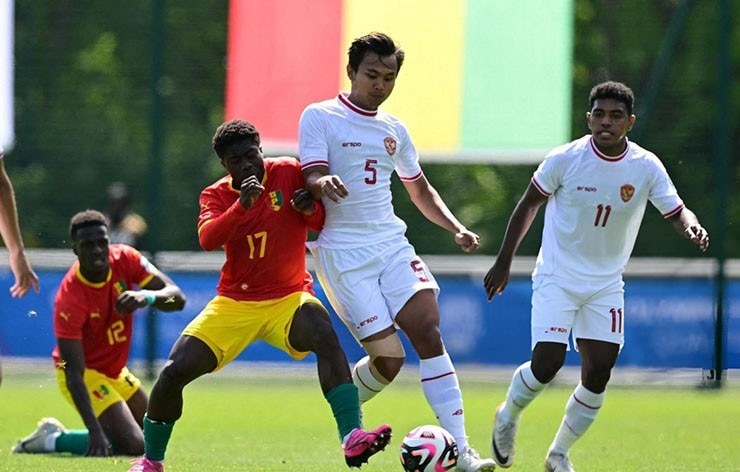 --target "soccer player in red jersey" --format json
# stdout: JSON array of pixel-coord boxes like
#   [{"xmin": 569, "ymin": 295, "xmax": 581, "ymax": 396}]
[
  {"xmin": 128, "ymin": 120, "xmax": 390, "ymax": 472},
  {"xmin": 13, "ymin": 209, "xmax": 186, "ymax": 457}
]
